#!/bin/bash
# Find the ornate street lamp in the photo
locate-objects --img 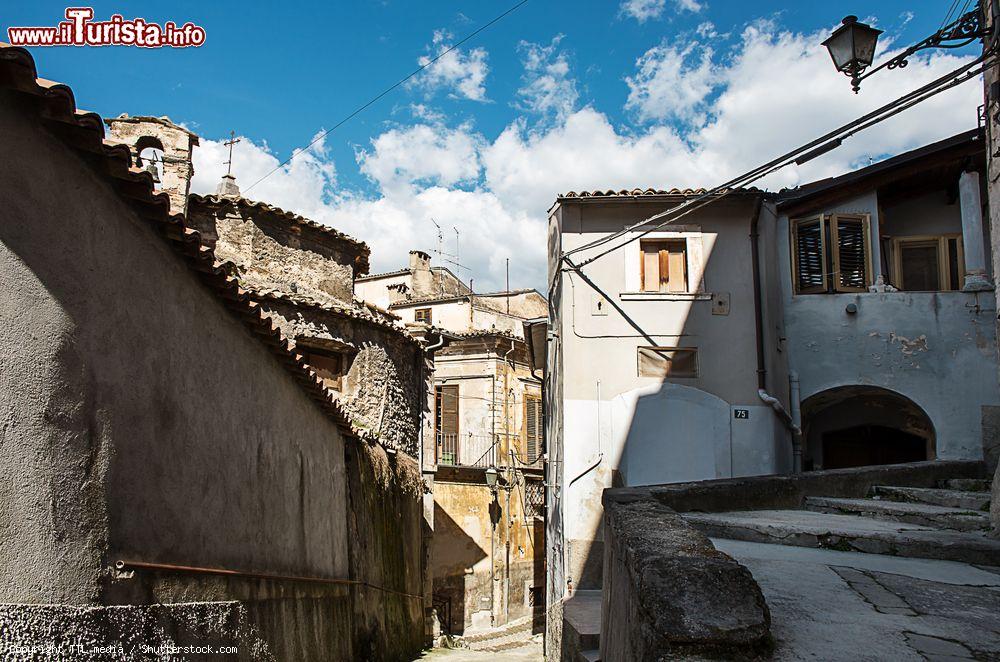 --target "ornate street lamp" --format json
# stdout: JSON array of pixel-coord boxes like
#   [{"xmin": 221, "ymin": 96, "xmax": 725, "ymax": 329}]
[
  {"xmin": 825, "ymin": 4, "xmax": 992, "ymax": 93},
  {"xmin": 485, "ymin": 466, "xmax": 498, "ymax": 491},
  {"xmin": 822, "ymin": 16, "xmax": 883, "ymax": 93}
]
